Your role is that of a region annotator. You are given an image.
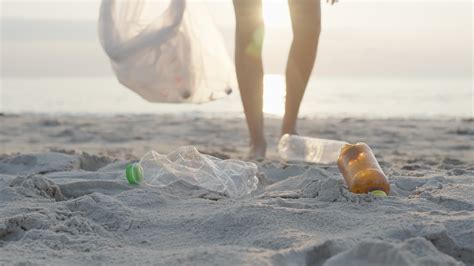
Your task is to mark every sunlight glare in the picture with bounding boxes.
[263,74,286,116]
[262,0,291,27]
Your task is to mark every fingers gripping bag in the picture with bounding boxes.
[98,0,236,103]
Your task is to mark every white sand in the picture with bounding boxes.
[0,114,473,265]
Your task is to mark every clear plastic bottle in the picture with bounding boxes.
[278,134,349,164]
[125,146,259,198]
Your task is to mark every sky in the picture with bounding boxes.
[0,0,472,78]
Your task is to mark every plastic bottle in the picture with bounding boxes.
[125,147,259,198]
[337,143,390,196]
[278,134,349,164]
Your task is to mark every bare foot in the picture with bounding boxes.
[247,140,267,161]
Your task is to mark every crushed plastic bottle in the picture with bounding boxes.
[278,134,349,164]
[125,146,259,198]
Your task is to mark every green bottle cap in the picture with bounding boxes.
[125,163,144,185]
[370,190,388,197]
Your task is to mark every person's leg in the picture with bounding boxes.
[233,0,266,159]
[283,0,321,135]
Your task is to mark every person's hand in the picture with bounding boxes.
[326,0,338,5]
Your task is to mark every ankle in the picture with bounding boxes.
[247,139,267,160]
[281,118,297,135]
[281,125,298,136]
[250,137,267,148]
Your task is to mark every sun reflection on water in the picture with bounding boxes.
[263,74,286,116]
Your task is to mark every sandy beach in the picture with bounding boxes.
[0,113,473,265]
[2,0,471,265]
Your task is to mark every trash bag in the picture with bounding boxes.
[127,146,259,198]
[98,0,236,103]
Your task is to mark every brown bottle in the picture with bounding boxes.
[337,143,390,195]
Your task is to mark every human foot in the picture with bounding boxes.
[247,140,267,161]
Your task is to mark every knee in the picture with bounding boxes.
[235,22,264,41]
[235,16,265,56]
[236,25,265,57]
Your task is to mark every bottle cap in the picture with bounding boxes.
[370,190,387,197]
[125,163,144,185]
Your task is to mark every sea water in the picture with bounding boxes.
[0,76,471,118]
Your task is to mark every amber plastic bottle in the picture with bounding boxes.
[337,143,390,196]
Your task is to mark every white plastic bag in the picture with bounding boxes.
[99,0,236,103]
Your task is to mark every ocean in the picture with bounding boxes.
[1,76,471,118]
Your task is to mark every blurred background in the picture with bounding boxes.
[1,0,472,118]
